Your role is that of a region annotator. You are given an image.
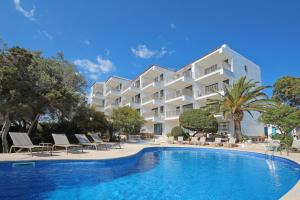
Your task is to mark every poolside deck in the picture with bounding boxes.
[0,142,299,199]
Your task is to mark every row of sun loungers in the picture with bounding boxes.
[9,132,121,156]
[168,136,236,147]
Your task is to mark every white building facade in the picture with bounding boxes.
[89,44,265,137]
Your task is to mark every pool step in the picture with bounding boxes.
[12,162,35,168]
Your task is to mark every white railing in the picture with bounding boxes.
[106,88,121,94]
[165,89,193,100]
[166,110,181,118]
[166,108,193,118]
[195,62,232,79]
[142,95,162,103]
[143,111,163,118]
[142,78,163,88]
[197,83,229,97]
[165,70,192,84]
[122,83,140,91]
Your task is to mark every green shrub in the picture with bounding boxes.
[170,126,190,139]
[272,133,293,147]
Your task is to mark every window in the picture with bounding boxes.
[204,64,218,75]
[183,103,193,111]
[160,73,164,81]
[160,90,164,98]
[244,65,248,74]
[160,106,164,113]
[205,83,219,94]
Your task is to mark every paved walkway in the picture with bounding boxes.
[0,142,299,199]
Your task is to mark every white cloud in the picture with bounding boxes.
[131,44,169,59]
[13,0,35,21]
[170,23,176,29]
[42,30,53,40]
[74,56,115,78]
[83,39,90,45]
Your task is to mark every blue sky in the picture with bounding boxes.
[0,0,299,94]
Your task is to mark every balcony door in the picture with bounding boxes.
[154,123,163,135]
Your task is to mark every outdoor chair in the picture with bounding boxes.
[225,137,236,148]
[168,136,174,144]
[177,136,184,144]
[288,140,300,153]
[199,137,208,145]
[90,133,121,149]
[75,134,104,150]
[9,132,51,156]
[190,137,200,145]
[52,133,83,154]
[214,138,223,146]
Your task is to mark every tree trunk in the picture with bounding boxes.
[27,114,40,136]
[233,119,243,142]
[1,115,11,153]
[232,111,244,143]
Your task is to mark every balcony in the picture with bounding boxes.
[196,83,229,101]
[143,111,164,122]
[104,102,120,111]
[92,92,105,99]
[195,62,234,84]
[122,84,140,96]
[165,89,193,105]
[105,88,121,99]
[165,108,193,120]
[141,78,163,93]
[122,98,141,108]
[165,71,193,89]
[141,95,163,109]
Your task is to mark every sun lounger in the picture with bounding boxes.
[289,140,300,153]
[75,134,104,150]
[9,132,50,156]
[199,137,208,145]
[177,136,184,144]
[168,136,174,144]
[190,137,199,145]
[52,133,83,154]
[90,133,121,149]
[214,137,223,146]
[225,137,236,148]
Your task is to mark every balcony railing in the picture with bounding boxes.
[195,62,232,79]
[166,110,181,118]
[143,111,163,118]
[165,70,192,84]
[166,108,193,118]
[106,88,121,94]
[197,83,229,97]
[104,102,120,108]
[122,83,140,91]
[142,95,162,103]
[142,78,163,88]
[122,98,141,105]
[165,89,193,100]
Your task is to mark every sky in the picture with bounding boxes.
[0,0,299,95]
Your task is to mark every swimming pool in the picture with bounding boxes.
[0,147,299,200]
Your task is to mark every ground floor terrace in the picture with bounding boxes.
[0,142,299,199]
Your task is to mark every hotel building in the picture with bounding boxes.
[89,44,264,137]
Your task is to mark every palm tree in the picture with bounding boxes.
[216,77,271,142]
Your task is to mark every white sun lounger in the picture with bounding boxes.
[9,132,51,156]
[199,137,208,145]
[75,134,104,150]
[90,133,121,149]
[289,140,300,153]
[177,136,184,144]
[190,137,200,145]
[52,133,83,154]
[214,137,223,146]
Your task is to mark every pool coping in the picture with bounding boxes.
[0,144,299,199]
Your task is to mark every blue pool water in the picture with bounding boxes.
[0,147,299,200]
